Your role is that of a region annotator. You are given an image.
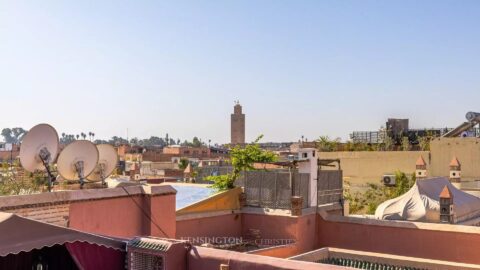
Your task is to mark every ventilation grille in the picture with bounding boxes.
[130,252,164,270]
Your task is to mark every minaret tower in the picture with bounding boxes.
[231,101,245,145]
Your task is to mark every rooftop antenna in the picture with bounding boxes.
[57,140,99,189]
[87,144,118,187]
[19,124,60,192]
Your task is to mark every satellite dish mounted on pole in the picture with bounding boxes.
[19,124,60,192]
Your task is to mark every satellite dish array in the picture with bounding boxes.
[19,124,118,192]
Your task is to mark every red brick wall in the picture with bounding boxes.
[2,203,70,227]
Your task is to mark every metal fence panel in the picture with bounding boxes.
[317,170,343,205]
[275,172,291,209]
[244,171,310,209]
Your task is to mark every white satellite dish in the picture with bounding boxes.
[87,144,118,186]
[19,124,59,191]
[57,140,99,188]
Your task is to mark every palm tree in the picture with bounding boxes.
[76,134,80,140]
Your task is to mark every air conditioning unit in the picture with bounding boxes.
[382,174,396,186]
[127,237,187,270]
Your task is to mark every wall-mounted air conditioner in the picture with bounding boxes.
[382,174,396,186]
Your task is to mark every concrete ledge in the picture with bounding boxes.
[176,210,241,221]
[241,207,292,216]
[0,185,177,210]
[317,203,343,213]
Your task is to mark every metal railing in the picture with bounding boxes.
[317,170,343,205]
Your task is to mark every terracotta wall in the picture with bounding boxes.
[176,213,242,240]
[176,211,318,258]
[241,213,317,257]
[316,214,480,265]
[69,194,176,239]
[248,244,299,258]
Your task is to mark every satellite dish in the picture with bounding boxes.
[19,124,59,192]
[57,140,99,188]
[87,144,118,186]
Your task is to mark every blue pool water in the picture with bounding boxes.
[173,185,215,210]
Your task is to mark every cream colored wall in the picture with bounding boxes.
[319,151,430,187]
[430,137,480,181]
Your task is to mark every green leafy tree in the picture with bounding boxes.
[0,161,43,195]
[317,136,341,152]
[192,137,202,147]
[206,135,277,191]
[383,136,394,151]
[345,171,416,214]
[401,137,410,151]
[1,128,26,144]
[178,158,189,170]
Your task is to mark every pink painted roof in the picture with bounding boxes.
[440,185,453,199]
[449,157,460,167]
[416,156,426,166]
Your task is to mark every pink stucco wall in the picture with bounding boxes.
[69,194,176,239]
[176,213,242,240]
[316,214,480,265]
[248,244,299,258]
[176,212,317,258]
[241,213,317,258]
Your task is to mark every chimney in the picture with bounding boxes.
[415,156,427,180]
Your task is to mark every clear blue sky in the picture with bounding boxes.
[1,1,480,143]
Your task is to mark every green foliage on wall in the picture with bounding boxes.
[206,135,277,191]
[344,171,416,215]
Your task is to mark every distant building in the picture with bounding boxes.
[350,118,452,144]
[231,101,245,145]
[163,146,211,158]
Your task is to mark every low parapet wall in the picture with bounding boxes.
[188,246,345,270]
[317,210,480,264]
[0,185,177,238]
[290,247,480,270]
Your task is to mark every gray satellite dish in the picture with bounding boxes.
[57,140,99,188]
[19,124,59,192]
[87,144,118,186]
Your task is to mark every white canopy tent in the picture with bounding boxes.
[375,177,480,223]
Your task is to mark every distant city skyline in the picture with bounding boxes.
[1,1,480,143]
